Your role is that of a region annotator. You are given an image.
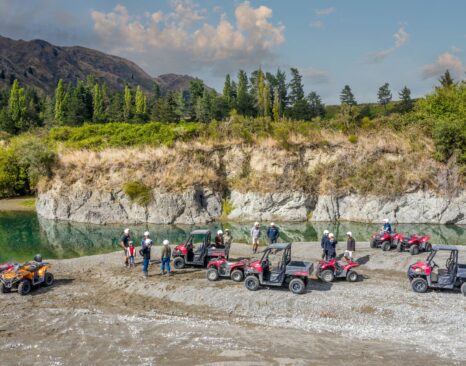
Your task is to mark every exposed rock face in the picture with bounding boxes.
[311,191,466,225]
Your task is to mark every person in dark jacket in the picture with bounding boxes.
[120,228,131,267]
[140,232,152,278]
[321,230,329,259]
[344,232,356,262]
[325,233,337,260]
[266,223,280,244]
[214,230,224,248]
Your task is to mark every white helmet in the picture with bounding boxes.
[217,230,223,235]
[323,230,329,235]
[124,228,130,234]
[270,222,275,226]
[383,219,389,223]
[163,240,169,246]
[346,232,352,237]
[145,238,152,245]
[329,233,334,238]
[144,231,150,236]
[254,222,259,226]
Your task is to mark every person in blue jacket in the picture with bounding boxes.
[383,219,392,233]
[324,233,337,260]
[266,223,280,244]
[321,230,329,259]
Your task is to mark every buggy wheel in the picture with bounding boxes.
[0,283,11,293]
[18,279,32,295]
[44,272,54,287]
[411,277,428,293]
[425,243,432,252]
[289,278,306,294]
[370,239,377,248]
[173,257,185,269]
[206,268,219,281]
[244,275,260,291]
[320,269,334,283]
[231,269,244,282]
[382,241,391,252]
[396,240,403,252]
[346,270,358,282]
[410,245,420,256]
[461,283,466,297]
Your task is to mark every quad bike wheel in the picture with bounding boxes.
[18,279,32,295]
[44,272,54,287]
[320,269,335,283]
[410,245,420,256]
[0,282,11,293]
[230,269,244,282]
[396,240,403,252]
[382,241,391,252]
[370,239,377,249]
[346,270,358,282]
[289,278,306,294]
[173,257,185,270]
[411,277,428,293]
[461,283,466,297]
[244,275,260,291]
[206,268,219,281]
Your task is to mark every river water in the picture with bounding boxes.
[0,211,464,262]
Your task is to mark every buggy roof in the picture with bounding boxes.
[190,229,210,235]
[267,243,291,250]
[433,245,458,251]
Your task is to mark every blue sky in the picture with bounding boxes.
[0,0,465,103]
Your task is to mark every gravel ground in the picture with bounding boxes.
[0,242,465,365]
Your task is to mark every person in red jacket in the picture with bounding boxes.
[128,241,136,269]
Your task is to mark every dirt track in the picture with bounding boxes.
[1,242,465,365]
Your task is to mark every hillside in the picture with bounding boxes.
[0,35,198,94]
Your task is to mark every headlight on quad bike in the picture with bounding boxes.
[415,268,422,273]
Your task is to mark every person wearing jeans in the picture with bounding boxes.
[141,231,152,278]
[161,239,172,275]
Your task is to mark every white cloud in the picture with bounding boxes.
[422,52,466,80]
[302,67,331,84]
[363,25,409,64]
[91,1,285,75]
[310,20,323,29]
[315,7,335,16]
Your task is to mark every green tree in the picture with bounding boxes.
[272,86,280,121]
[340,85,357,107]
[188,79,205,119]
[135,86,147,120]
[93,83,105,122]
[398,86,413,113]
[307,91,325,118]
[288,68,305,105]
[377,83,392,114]
[8,79,27,131]
[223,74,233,106]
[54,79,66,124]
[175,90,188,120]
[195,89,213,122]
[236,70,254,116]
[123,84,133,120]
[275,68,287,116]
[439,70,454,88]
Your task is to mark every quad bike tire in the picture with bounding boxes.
[230,269,244,282]
[289,278,306,294]
[370,239,377,249]
[320,269,335,283]
[18,279,32,295]
[0,282,11,293]
[44,272,54,287]
[244,275,260,291]
[206,268,219,281]
[173,257,185,270]
[411,277,428,293]
[461,283,466,297]
[382,241,391,252]
[410,245,420,256]
[346,270,358,282]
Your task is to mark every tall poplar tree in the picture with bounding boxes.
[123,84,133,120]
[54,79,66,124]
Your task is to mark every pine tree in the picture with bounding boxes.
[307,92,325,119]
[123,84,133,120]
[153,82,161,99]
[288,68,305,104]
[340,85,357,107]
[175,90,188,120]
[93,83,105,122]
[398,86,413,113]
[276,68,287,115]
[256,68,266,116]
[195,89,213,122]
[439,70,454,87]
[377,83,392,114]
[54,79,66,124]
[223,74,233,106]
[188,79,205,119]
[236,70,253,116]
[109,92,124,122]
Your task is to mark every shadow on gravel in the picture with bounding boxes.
[356,255,370,265]
[307,280,333,292]
[30,278,75,296]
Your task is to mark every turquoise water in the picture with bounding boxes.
[0,211,464,262]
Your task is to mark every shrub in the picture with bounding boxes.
[123,181,152,206]
[221,198,233,218]
[348,135,358,144]
[432,119,466,162]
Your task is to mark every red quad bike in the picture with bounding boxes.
[370,231,399,251]
[394,233,432,255]
[243,243,313,295]
[206,258,249,282]
[316,259,360,283]
[407,245,466,296]
[172,229,226,269]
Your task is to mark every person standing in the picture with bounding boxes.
[120,228,131,267]
[223,229,233,259]
[321,230,330,260]
[160,240,172,276]
[140,231,153,278]
[250,222,261,254]
[325,233,337,260]
[128,241,136,269]
[266,223,280,244]
[344,232,356,262]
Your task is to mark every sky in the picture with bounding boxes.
[0,0,465,103]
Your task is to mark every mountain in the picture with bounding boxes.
[0,35,202,95]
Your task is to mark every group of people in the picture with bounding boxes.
[321,230,356,262]
[120,229,172,278]
[250,222,280,253]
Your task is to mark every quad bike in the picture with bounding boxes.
[243,243,313,294]
[407,245,466,296]
[394,233,432,255]
[316,259,360,283]
[370,231,399,251]
[172,229,226,269]
[0,260,54,295]
[0,262,15,273]
[206,258,249,282]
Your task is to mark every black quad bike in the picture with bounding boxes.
[407,245,466,296]
[243,243,313,294]
[172,229,226,269]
